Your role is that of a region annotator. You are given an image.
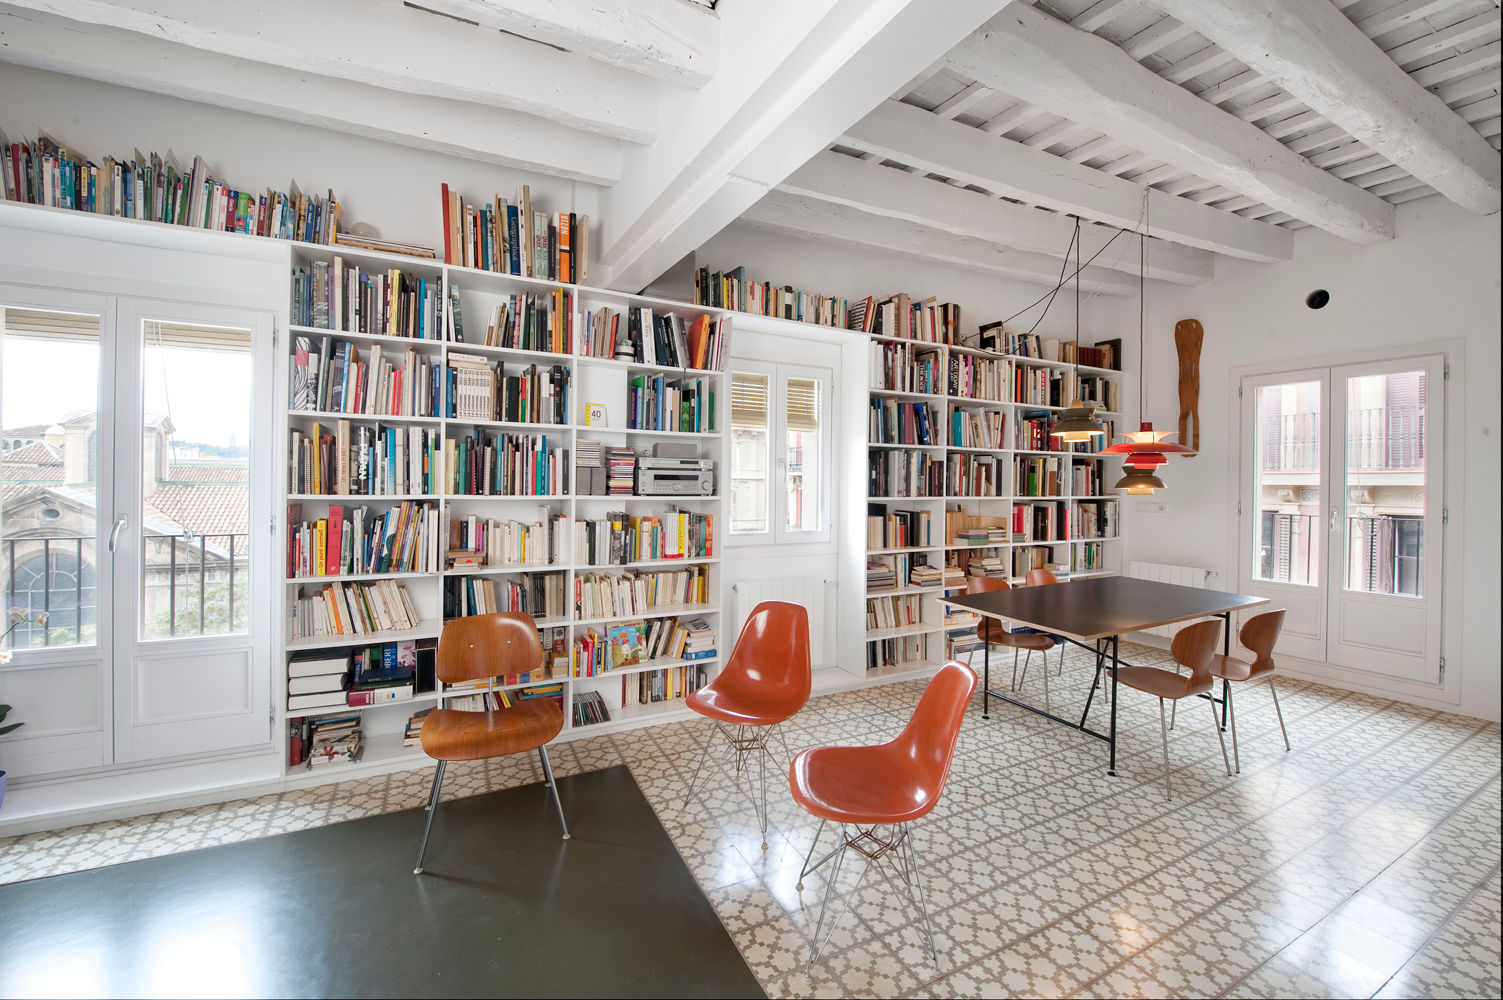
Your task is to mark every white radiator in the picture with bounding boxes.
[1127,561,1216,638]
[731,576,828,665]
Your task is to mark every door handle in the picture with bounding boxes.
[1329,507,1338,533]
[108,514,127,553]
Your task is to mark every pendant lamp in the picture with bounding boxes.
[1106,200,1194,492]
[1051,217,1106,444]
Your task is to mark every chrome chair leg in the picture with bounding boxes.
[1010,647,1022,690]
[1208,694,1233,777]
[1056,640,1065,677]
[757,727,769,851]
[774,722,796,771]
[413,758,447,874]
[807,827,850,973]
[795,818,830,892]
[538,745,570,840]
[902,825,939,964]
[1158,699,1172,800]
[1042,647,1052,716]
[1225,685,1241,774]
[681,720,719,811]
[1269,676,1291,751]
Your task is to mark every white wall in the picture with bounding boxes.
[0,62,599,265]
[1102,197,1501,722]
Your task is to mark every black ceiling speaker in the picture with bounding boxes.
[1306,289,1331,309]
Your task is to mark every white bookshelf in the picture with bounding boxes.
[280,243,730,781]
[864,337,1124,676]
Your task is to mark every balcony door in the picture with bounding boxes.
[1,289,272,778]
[1238,355,1445,683]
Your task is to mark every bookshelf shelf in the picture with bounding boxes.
[866,622,942,642]
[279,244,731,776]
[572,654,720,680]
[287,692,443,719]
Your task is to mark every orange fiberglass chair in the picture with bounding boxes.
[1208,609,1292,773]
[1116,618,1232,799]
[964,576,1058,712]
[413,612,569,875]
[683,601,811,850]
[789,661,977,970]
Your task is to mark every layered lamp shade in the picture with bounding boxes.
[1049,398,1107,443]
[1103,422,1196,492]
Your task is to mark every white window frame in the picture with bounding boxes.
[728,359,835,550]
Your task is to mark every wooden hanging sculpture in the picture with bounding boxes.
[1175,318,1203,454]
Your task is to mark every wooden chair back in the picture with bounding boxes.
[436,612,543,685]
[1170,619,1223,685]
[1239,610,1285,673]
[965,575,1010,595]
[1025,568,1059,587]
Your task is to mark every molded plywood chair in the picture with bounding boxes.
[1208,610,1291,773]
[1116,619,1232,799]
[790,661,977,970]
[683,601,811,850]
[964,576,1057,712]
[414,612,568,875]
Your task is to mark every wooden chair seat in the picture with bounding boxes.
[419,698,564,762]
[1117,664,1212,700]
[1208,652,1272,683]
[977,619,1055,650]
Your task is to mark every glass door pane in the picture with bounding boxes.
[785,376,821,532]
[1,306,103,651]
[138,320,253,639]
[1341,369,1427,597]
[729,371,770,534]
[1252,380,1322,585]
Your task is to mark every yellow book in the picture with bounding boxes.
[310,421,322,494]
[314,519,327,576]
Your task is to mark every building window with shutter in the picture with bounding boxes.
[729,364,833,545]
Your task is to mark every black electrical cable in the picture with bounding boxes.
[1003,224,1131,328]
[1021,220,1079,338]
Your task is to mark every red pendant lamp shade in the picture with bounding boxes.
[1103,421,1197,468]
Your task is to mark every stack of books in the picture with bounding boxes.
[910,563,943,587]
[572,691,613,727]
[942,565,969,589]
[607,448,637,496]
[679,617,717,660]
[866,559,897,592]
[402,708,433,748]
[290,580,419,639]
[306,714,361,768]
[346,642,417,706]
[287,653,351,712]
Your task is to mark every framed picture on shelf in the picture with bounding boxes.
[585,402,608,427]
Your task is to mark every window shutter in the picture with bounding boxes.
[785,377,820,433]
[731,371,769,430]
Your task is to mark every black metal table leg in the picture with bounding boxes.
[1108,634,1120,776]
[1081,638,1107,727]
[1220,612,1231,731]
[982,624,991,719]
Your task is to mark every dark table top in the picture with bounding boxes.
[943,575,1269,642]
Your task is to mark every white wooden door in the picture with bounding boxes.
[111,300,273,762]
[1238,356,1446,681]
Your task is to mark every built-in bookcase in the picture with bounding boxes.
[282,243,730,782]
[865,337,1124,677]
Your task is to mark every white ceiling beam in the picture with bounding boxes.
[777,150,1213,283]
[594,0,1018,291]
[401,0,718,88]
[741,191,1138,294]
[1152,0,1501,215]
[946,3,1396,242]
[842,99,1294,261]
[0,8,621,184]
[2,0,659,144]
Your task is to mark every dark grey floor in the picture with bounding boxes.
[0,766,764,999]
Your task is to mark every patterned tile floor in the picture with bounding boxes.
[2,641,1499,999]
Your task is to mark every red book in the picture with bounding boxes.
[327,505,345,575]
[440,183,452,264]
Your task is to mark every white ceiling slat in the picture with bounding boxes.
[1069,0,1141,32]
[931,81,994,119]
[1309,141,1383,171]
[945,3,1396,242]
[397,0,719,88]
[981,102,1048,136]
[0,0,660,144]
[1412,40,1502,87]
[1435,65,1503,103]
[1387,183,1445,203]
[1161,44,1240,85]
[1331,153,1398,180]
[1354,164,1415,186]
[1059,136,1123,163]
[776,151,1213,283]
[1197,68,1272,107]
[1385,12,1500,68]
[1352,0,1471,38]
[1458,93,1503,120]
[1021,119,1091,151]
[1265,110,1329,141]
[740,191,1138,294]
[841,99,1295,261]
[1153,0,1501,215]
[0,8,623,184]
[1120,17,1198,61]
[1232,92,1308,125]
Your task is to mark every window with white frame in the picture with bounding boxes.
[729,363,832,545]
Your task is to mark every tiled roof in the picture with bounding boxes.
[160,464,248,484]
[2,441,63,468]
[144,483,249,538]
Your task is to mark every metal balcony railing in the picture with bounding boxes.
[1261,405,1424,473]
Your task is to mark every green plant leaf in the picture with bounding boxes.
[0,721,22,736]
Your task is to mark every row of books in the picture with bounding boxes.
[947,455,1001,498]
[572,691,613,726]
[615,309,730,371]
[291,337,441,419]
[870,341,943,394]
[1072,464,1107,496]
[461,291,575,354]
[291,259,444,339]
[446,508,568,568]
[2,129,340,244]
[444,432,569,496]
[287,639,429,713]
[1013,546,1071,579]
[947,354,1008,401]
[627,374,715,433]
[867,594,923,632]
[868,451,944,499]
[289,422,439,497]
[290,579,420,640]
[951,409,1007,450]
[442,572,567,621]
[870,398,939,446]
[867,506,933,550]
[1073,542,1108,573]
[446,355,570,425]
[694,266,852,328]
[616,663,710,709]
[867,635,926,672]
[1014,501,1064,543]
[292,714,361,767]
[445,628,569,689]
[573,566,711,620]
[1016,366,1071,408]
[1075,375,1121,414]
[1016,457,1064,498]
[286,501,442,578]
[571,615,717,676]
[449,682,565,712]
[868,294,964,344]
[946,509,1010,547]
[1070,500,1120,539]
[440,183,586,283]
[574,509,714,566]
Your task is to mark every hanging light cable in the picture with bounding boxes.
[1108,192,1193,492]
[1050,216,1107,444]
